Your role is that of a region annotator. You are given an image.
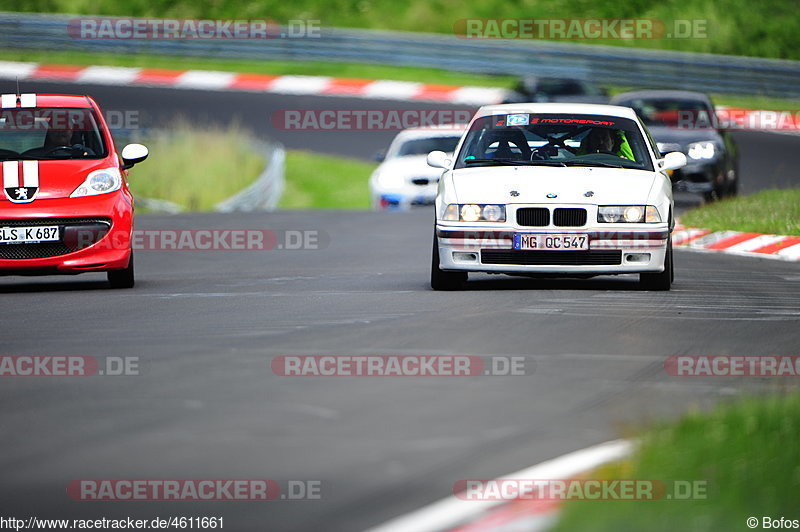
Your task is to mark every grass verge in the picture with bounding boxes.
[128,121,264,211]
[6,0,800,59]
[280,150,375,209]
[550,393,800,532]
[681,188,800,235]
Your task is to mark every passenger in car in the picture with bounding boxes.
[579,128,635,161]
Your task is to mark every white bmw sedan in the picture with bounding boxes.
[370,126,466,210]
[428,103,687,291]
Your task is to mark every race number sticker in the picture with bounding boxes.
[506,114,530,126]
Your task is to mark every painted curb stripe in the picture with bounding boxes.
[364,439,632,532]
[704,232,762,250]
[673,227,800,262]
[751,236,800,255]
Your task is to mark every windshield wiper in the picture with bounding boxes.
[563,160,625,169]
[464,158,567,167]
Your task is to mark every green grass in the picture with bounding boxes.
[280,150,375,209]
[681,188,800,235]
[550,393,800,532]
[127,125,376,211]
[128,121,264,211]
[7,0,800,59]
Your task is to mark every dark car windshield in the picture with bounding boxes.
[395,136,461,157]
[455,113,653,171]
[617,98,716,129]
[0,107,107,160]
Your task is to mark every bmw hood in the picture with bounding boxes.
[448,166,657,205]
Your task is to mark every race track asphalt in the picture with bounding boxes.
[0,81,798,531]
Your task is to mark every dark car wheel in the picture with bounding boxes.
[431,234,467,291]
[727,175,739,197]
[640,238,673,291]
[108,252,135,289]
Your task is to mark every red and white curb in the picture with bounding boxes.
[0,60,506,105]
[2,61,797,130]
[364,439,632,532]
[673,224,800,261]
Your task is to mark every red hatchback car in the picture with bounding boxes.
[0,93,147,288]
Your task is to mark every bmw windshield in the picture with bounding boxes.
[455,114,654,171]
[0,108,107,160]
[394,135,461,157]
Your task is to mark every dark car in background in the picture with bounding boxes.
[611,90,739,201]
[503,76,609,104]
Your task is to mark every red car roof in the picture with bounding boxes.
[2,94,94,108]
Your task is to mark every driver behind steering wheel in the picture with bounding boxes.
[578,128,634,161]
[27,118,93,157]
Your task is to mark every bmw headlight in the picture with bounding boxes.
[687,141,716,160]
[481,204,504,222]
[598,206,661,223]
[443,204,506,222]
[460,204,482,222]
[70,167,122,198]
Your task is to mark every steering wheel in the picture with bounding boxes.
[531,147,553,160]
[43,145,95,156]
[0,148,19,158]
[44,145,76,155]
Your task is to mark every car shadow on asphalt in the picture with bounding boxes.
[0,278,114,293]
[444,275,645,291]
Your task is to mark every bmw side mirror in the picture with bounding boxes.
[373,150,386,162]
[121,143,149,169]
[426,150,451,169]
[659,151,687,172]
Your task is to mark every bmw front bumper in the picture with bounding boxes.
[435,224,669,275]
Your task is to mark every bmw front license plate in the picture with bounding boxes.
[513,234,589,251]
[0,226,60,244]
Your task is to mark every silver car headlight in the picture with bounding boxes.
[70,167,122,198]
[687,141,716,160]
[375,171,405,189]
[443,204,506,222]
[598,205,661,223]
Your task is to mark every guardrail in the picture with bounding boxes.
[1,12,799,98]
[214,142,285,212]
[133,141,284,214]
